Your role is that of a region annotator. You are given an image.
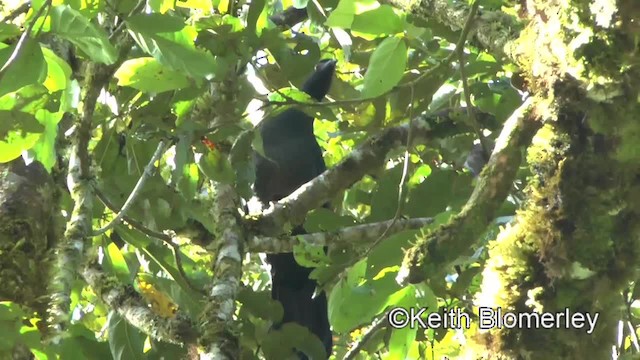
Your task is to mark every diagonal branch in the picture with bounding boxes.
[94,187,205,295]
[92,139,170,236]
[344,313,389,360]
[82,261,198,344]
[396,97,542,285]
[0,2,30,24]
[251,109,485,236]
[248,217,433,253]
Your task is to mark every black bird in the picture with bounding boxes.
[254,59,336,359]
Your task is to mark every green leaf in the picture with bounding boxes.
[293,0,309,9]
[0,302,22,354]
[351,5,405,38]
[325,0,379,28]
[267,87,314,103]
[104,242,132,283]
[361,36,407,98]
[49,5,118,64]
[388,325,418,359]
[246,0,267,36]
[196,148,235,184]
[60,325,111,360]
[20,319,49,358]
[237,288,283,323]
[114,57,190,93]
[127,25,217,79]
[414,283,438,311]
[0,301,25,320]
[107,312,144,360]
[252,130,266,158]
[293,238,329,268]
[126,13,185,33]
[262,323,327,360]
[0,39,46,97]
[174,0,214,11]
[366,230,418,279]
[262,31,320,84]
[29,109,64,172]
[0,110,45,163]
[369,164,402,222]
[229,130,256,199]
[328,264,400,332]
[385,285,433,359]
[304,207,356,232]
[0,23,21,42]
[457,52,500,79]
[0,85,48,114]
[116,226,202,297]
[148,0,176,12]
[42,47,72,93]
[405,169,457,217]
[145,338,188,360]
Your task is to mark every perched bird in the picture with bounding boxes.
[254,59,336,359]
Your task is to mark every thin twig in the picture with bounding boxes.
[109,0,146,39]
[361,84,416,258]
[0,2,30,24]
[95,188,173,243]
[344,314,389,360]
[457,0,488,157]
[94,187,206,295]
[369,0,481,256]
[0,1,50,82]
[92,139,170,236]
[317,0,482,287]
[205,21,472,136]
[253,10,483,112]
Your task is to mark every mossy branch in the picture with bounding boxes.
[198,184,245,359]
[82,261,199,344]
[396,97,542,285]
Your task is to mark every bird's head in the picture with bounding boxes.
[301,59,337,101]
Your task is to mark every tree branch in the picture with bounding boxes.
[250,109,484,236]
[249,217,433,253]
[268,6,308,28]
[48,25,136,334]
[92,139,170,236]
[381,0,521,60]
[0,2,30,24]
[396,97,541,285]
[48,62,104,333]
[344,314,389,360]
[82,261,198,344]
[199,184,245,359]
[94,187,205,295]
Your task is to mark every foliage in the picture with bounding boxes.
[0,0,563,359]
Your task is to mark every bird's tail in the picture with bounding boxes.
[267,250,332,359]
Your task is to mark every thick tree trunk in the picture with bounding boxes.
[0,159,58,319]
[469,0,640,358]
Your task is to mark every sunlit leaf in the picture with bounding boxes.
[49,5,118,64]
[114,57,190,93]
[361,36,407,98]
